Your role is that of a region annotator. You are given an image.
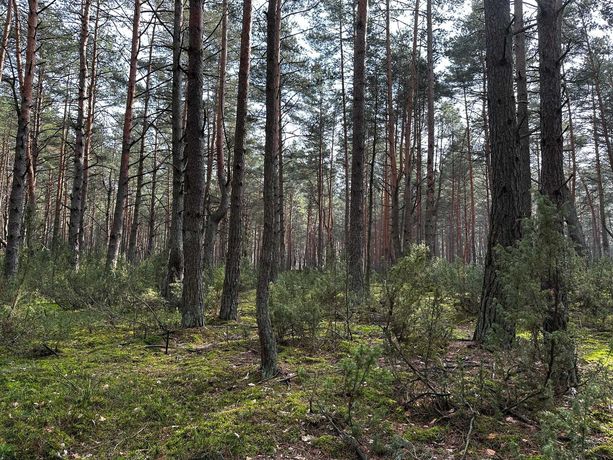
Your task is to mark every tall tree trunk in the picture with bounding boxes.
[514,0,531,220]
[52,82,71,252]
[402,0,420,253]
[146,131,158,257]
[128,19,156,263]
[256,0,281,378]
[202,0,230,294]
[106,0,140,270]
[424,0,436,257]
[386,0,400,262]
[592,87,609,256]
[219,0,253,320]
[4,0,37,278]
[0,0,13,85]
[162,0,185,297]
[339,0,350,256]
[24,63,44,248]
[68,0,92,268]
[348,0,367,298]
[582,16,613,176]
[463,87,477,264]
[181,0,206,328]
[537,0,577,388]
[79,0,100,256]
[219,8,252,313]
[366,86,378,290]
[474,0,522,344]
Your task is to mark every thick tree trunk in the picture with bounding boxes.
[106,0,140,270]
[537,0,577,388]
[4,0,37,279]
[219,0,253,320]
[180,0,206,328]
[255,0,281,378]
[474,0,522,344]
[348,0,367,298]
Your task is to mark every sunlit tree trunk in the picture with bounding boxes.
[106,0,140,270]
[219,0,253,320]
[256,0,281,378]
[68,0,92,268]
[181,0,206,328]
[474,0,521,344]
[348,0,367,298]
[4,0,37,278]
[424,0,436,257]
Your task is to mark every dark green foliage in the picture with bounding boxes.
[269,270,345,344]
[382,245,453,360]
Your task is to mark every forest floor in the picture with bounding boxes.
[0,290,612,459]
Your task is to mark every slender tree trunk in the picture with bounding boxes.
[68,0,92,268]
[128,20,156,263]
[366,86,378,290]
[386,0,400,262]
[4,0,37,279]
[146,131,158,256]
[424,0,436,257]
[219,0,253,320]
[79,1,100,256]
[339,0,350,256]
[592,87,609,256]
[514,0,531,219]
[256,0,281,378]
[181,0,206,328]
[202,0,230,296]
[348,0,367,298]
[582,17,613,176]
[52,83,71,252]
[0,0,13,83]
[463,87,477,264]
[24,64,44,248]
[402,0,420,253]
[106,0,140,270]
[162,0,185,297]
[474,0,522,344]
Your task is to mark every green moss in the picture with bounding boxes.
[403,425,446,443]
[587,444,613,459]
[312,434,344,455]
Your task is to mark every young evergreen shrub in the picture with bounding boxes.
[430,259,482,315]
[205,266,226,312]
[538,368,612,459]
[269,271,323,343]
[573,258,613,330]
[382,244,452,360]
[497,197,580,388]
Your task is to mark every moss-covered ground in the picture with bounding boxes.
[1,291,611,459]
